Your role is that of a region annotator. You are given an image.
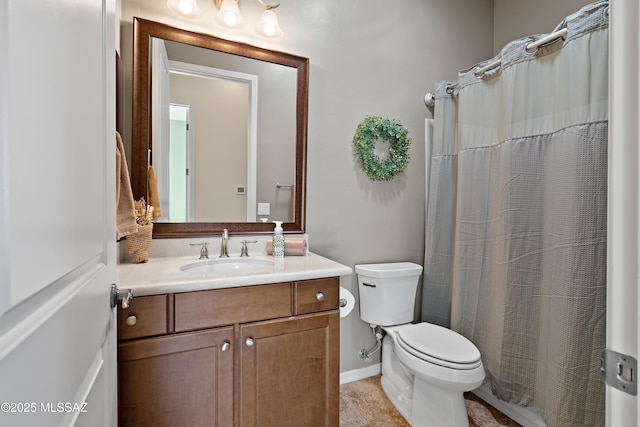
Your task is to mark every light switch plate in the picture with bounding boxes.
[258,203,270,215]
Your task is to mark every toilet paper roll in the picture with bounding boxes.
[339,286,356,318]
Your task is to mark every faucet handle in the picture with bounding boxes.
[189,242,209,259]
[240,240,258,257]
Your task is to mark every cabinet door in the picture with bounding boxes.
[118,327,234,426]
[239,311,339,427]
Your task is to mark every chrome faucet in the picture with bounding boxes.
[220,229,229,257]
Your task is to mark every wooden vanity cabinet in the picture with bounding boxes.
[117,277,340,427]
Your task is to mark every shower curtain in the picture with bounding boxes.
[421,2,608,425]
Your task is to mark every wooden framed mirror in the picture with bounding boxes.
[131,18,308,236]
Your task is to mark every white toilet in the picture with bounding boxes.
[356,262,485,427]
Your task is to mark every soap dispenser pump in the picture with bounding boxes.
[272,221,285,258]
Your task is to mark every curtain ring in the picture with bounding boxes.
[524,27,568,55]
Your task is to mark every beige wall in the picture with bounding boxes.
[120,0,495,373]
[493,0,594,53]
[303,2,494,373]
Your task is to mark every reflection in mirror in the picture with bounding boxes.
[152,38,297,223]
[132,18,308,236]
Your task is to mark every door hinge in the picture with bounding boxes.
[601,348,637,395]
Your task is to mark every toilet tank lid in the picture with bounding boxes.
[355,262,423,278]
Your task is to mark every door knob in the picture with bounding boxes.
[125,315,137,326]
[110,284,133,309]
[316,292,324,301]
[245,338,255,347]
[221,341,230,352]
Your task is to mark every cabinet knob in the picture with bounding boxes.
[221,341,230,352]
[315,292,325,301]
[245,338,255,347]
[125,315,137,326]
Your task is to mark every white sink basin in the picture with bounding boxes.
[180,258,274,276]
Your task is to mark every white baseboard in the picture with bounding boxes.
[340,363,381,385]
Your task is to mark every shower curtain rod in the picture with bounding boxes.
[474,27,569,76]
[424,25,575,109]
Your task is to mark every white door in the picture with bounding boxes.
[606,0,640,425]
[0,0,117,426]
[168,103,193,222]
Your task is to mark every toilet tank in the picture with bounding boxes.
[355,262,423,326]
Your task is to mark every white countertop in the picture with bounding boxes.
[117,252,353,296]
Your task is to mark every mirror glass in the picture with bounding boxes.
[131,18,308,236]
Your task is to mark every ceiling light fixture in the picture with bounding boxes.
[168,0,284,38]
[255,0,282,38]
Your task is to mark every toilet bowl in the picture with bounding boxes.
[356,263,485,427]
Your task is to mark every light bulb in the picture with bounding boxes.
[262,23,275,36]
[216,0,243,28]
[178,0,193,15]
[223,11,237,26]
[167,0,200,17]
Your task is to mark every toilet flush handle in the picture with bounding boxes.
[362,282,376,288]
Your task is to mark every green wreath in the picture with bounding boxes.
[352,116,411,181]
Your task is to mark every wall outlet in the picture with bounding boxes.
[258,203,270,215]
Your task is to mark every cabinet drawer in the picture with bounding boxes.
[118,295,168,340]
[174,283,292,332]
[295,277,339,315]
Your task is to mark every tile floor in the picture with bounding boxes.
[339,375,522,427]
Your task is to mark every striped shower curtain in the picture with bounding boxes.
[421,2,608,425]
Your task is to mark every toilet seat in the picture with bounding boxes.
[395,323,481,370]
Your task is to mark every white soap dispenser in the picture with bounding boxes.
[272,221,285,258]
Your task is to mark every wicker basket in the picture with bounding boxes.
[127,223,153,263]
